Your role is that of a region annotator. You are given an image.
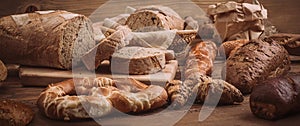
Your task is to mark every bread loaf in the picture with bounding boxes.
[0,60,7,82]
[0,99,34,126]
[111,46,166,75]
[250,73,300,120]
[81,26,132,70]
[126,5,184,32]
[0,10,95,69]
[225,39,291,94]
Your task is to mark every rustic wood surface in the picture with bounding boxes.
[1,0,299,33]
[0,59,299,126]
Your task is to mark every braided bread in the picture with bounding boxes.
[166,41,243,108]
[37,77,167,120]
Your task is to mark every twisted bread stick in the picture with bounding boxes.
[37,77,167,120]
[166,41,243,108]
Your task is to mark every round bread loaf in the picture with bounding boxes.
[0,99,34,126]
[111,46,166,75]
[126,5,184,32]
[224,39,291,94]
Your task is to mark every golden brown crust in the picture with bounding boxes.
[0,99,34,126]
[0,60,7,82]
[37,77,168,120]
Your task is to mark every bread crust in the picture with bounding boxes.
[0,60,7,82]
[37,77,167,120]
[0,99,34,126]
[225,39,291,94]
[0,10,95,69]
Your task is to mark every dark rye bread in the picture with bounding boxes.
[224,39,291,94]
[111,46,166,75]
[126,5,184,32]
[250,73,300,120]
[0,60,7,82]
[0,10,95,69]
[0,99,34,126]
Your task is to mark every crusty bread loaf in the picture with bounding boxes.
[0,10,95,69]
[225,39,291,94]
[111,46,166,75]
[0,99,34,126]
[250,73,300,120]
[126,5,184,32]
[0,60,7,82]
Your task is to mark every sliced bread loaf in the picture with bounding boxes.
[111,46,166,75]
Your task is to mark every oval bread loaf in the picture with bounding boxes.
[224,39,291,94]
[0,10,95,69]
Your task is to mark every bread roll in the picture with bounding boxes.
[225,39,291,94]
[0,10,95,69]
[250,73,300,120]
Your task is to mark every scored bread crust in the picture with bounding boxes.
[37,77,168,120]
[111,46,166,75]
[0,60,7,82]
[0,10,95,69]
[126,5,184,32]
[225,39,291,94]
[219,39,250,58]
[0,99,34,126]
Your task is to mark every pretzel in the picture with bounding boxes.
[166,41,243,108]
[37,77,167,120]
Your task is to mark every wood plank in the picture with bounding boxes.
[19,60,178,87]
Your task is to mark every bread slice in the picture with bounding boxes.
[0,10,95,69]
[111,46,166,75]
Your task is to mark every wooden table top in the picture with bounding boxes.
[1,57,300,126]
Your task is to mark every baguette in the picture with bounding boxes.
[166,41,243,108]
[225,39,291,94]
[250,73,300,120]
[0,10,95,69]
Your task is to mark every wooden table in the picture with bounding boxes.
[1,58,299,126]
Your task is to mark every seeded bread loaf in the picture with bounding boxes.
[224,39,291,94]
[0,10,95,69]
[111,46,166,75]
[126,5,184,32]
[0,99,34,126]
[0,60,7,82]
